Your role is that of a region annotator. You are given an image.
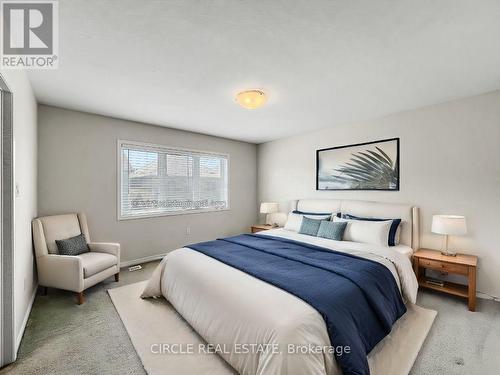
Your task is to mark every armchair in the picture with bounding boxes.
[32,213,120,304]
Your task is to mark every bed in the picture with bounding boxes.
[142,199,420,375]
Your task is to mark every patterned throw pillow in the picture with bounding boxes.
[317,221,348,241]
[298,216,325,236]
[55,234,90,256]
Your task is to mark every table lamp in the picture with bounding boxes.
[431,215,467,256]
[260,202,279,225]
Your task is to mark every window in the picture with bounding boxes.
[119,140,229,219]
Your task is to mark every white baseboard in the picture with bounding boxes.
[120,253,167,268]
[15,284,38,355]
[477,291,500,302]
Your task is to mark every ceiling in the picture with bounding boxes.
[28,0,500,143]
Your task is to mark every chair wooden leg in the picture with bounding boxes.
[76,292,84,305]
[114,273,120,282]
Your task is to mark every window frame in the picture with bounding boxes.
[117,139,230,220]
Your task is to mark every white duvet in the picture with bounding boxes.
[142,229,418,375]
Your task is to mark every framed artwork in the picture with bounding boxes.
[316,138,400,191]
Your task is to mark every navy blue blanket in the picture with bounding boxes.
[187,234,406,375]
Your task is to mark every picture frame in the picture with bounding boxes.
[316,138,400,191]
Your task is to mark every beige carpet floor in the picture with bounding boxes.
[109,280,436,375]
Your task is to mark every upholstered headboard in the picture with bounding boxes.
[290,199,420,250]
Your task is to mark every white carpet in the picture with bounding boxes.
[109,281,436,375]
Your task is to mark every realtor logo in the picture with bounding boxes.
[1,0,58,69]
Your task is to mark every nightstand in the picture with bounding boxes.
[251,224,275,233]
[413,248,478,311]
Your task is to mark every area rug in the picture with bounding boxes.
[108,281,437,375]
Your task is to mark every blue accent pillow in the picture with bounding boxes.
[298,216,325,236]
[317,221,347,241]
[342,214,401,246]
[292,210,332,220]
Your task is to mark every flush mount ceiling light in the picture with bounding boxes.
[235,89,267,109]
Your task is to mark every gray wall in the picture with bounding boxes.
[0,70,38,350]
[258,90,500,299]
[38,105,258,263]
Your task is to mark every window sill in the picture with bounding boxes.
[118,207,230,221]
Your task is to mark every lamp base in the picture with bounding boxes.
[440,251,457,257]
[440,234,457,256]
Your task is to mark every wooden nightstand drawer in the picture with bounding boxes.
[418,258,468,275]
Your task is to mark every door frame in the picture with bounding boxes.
[0,74,15,367]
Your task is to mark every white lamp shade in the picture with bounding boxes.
[431,215,467,235]
[260,202,279,214]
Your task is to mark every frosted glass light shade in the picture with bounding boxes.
[260,202,278,214]
[431,215,467,235]
[236,90,267,109]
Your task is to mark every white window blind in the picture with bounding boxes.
[119,141,229,219]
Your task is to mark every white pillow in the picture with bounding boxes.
[333,217,392,247]
[284,212,303,232]
[283,212,331,232]
[394,225,402,245]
